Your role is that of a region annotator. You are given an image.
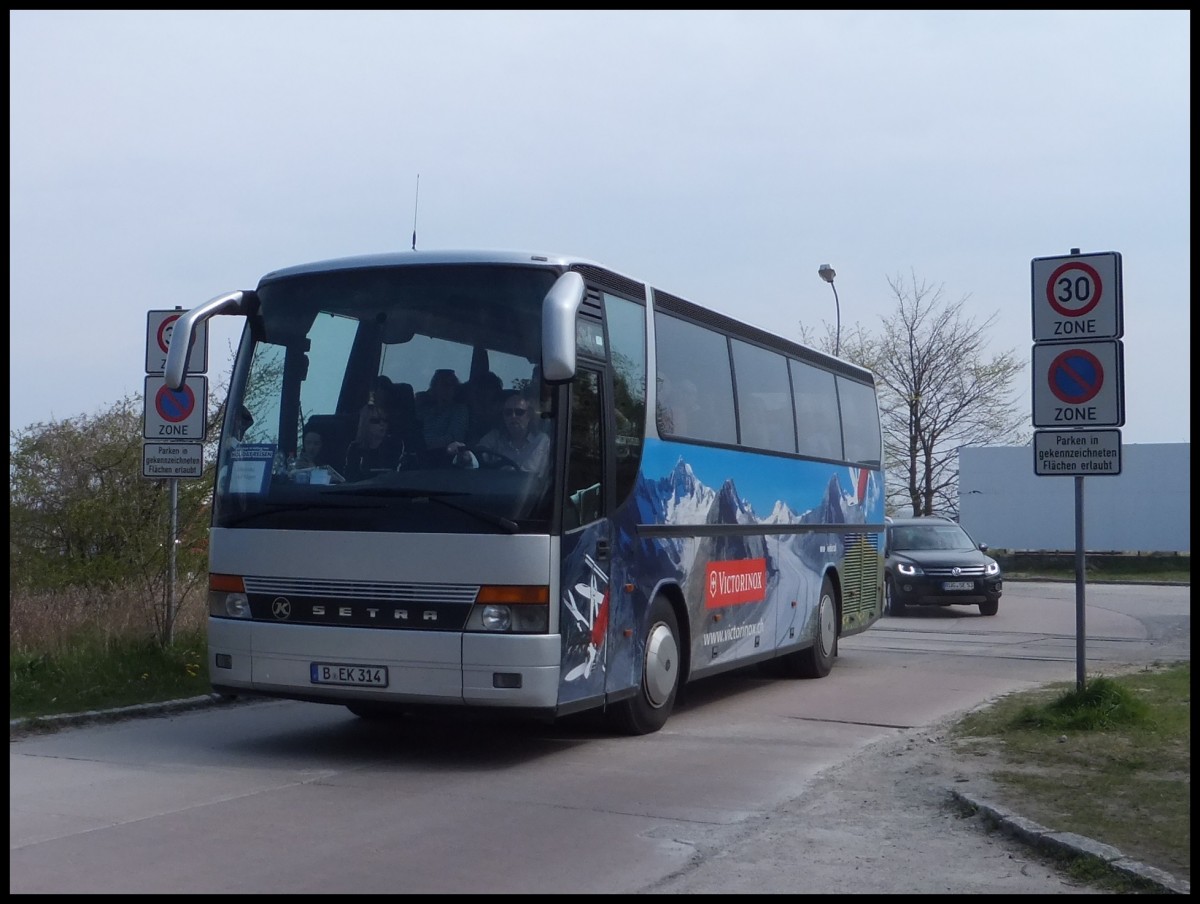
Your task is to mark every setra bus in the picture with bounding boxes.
[166,249,885,734]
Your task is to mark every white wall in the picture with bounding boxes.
[957,443,1190,553]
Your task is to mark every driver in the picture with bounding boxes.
[447,390,550,476]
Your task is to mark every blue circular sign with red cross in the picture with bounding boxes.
[155,383,196,422]
[1047,347,1103,404]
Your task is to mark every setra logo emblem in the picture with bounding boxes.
[271,597,292,620]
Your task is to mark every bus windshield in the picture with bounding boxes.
[216,262,561,533]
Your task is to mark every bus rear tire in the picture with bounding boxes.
[782,575,838,679]
[609,596,680,736]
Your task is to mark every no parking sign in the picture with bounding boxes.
[1031,340,1124,428]
[143,375,208,440]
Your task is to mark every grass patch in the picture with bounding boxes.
[951,662,1190,886]
[996,551,1190,584]
[9,629,212,720]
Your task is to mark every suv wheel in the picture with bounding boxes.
[978,597,999,617]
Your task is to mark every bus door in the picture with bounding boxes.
[558,366,617,708]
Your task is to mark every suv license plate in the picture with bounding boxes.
[310,663,389,687]
[942,581,975,591]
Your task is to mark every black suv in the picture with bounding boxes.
[884,516,1003,617]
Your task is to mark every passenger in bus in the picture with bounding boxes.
[415,368,469,453]
[344,402,405,481]
[294,427,326,470]
[447,390,550,476]
[294,425,346,484]
[372,375,424,459]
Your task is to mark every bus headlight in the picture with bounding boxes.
[481,606,512,632]
[209,591,252,619]
[209,573,252,619]
[465,584,549,633]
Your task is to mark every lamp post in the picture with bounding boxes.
[818,263,840,356]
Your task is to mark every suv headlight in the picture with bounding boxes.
[896,562,922,576]
[985,560,1000,576]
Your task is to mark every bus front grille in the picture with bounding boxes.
[240,577,480,630]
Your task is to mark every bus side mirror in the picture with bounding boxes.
[165,289,256,389]
[540,271,585,383]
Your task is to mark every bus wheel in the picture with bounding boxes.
[783,575,838,679]
[610,596,680,735]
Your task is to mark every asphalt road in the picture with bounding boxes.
[9,581,1190,894]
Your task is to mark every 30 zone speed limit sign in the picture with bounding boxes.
[1031,251,1123,342]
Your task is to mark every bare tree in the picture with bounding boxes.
[803,270,1028,517]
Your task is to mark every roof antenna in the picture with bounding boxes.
[411,174,420,251]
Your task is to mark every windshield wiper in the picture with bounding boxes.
[222,497,383,526]
[335,486,519,533]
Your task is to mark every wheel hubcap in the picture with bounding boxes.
[818,594,836,656]
[644,622,679,707]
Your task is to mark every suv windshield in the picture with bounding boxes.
[215,262,560,534]
[890,522,975,552]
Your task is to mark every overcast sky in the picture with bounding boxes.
[9,10,1190,447]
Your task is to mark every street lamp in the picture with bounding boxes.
[818,263,840,356]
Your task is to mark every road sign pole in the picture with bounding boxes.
[1077,512,1089,691]
[168,477,178,646]
[146,306,208,644]
[1031,246,1125,694]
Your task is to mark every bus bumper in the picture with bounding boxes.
[209,618,562,709]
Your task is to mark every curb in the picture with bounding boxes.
[9,693,249,737]
[948,787,1190,895]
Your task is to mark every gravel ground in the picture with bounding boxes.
[640,715,1188,895]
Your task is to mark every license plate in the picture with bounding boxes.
[310,662,389,687]
[942,580,975,591]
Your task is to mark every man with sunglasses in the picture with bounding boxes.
[344,401,405,481]
[447,390,550,476]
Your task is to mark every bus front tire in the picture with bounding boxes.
[609,596,680,736]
